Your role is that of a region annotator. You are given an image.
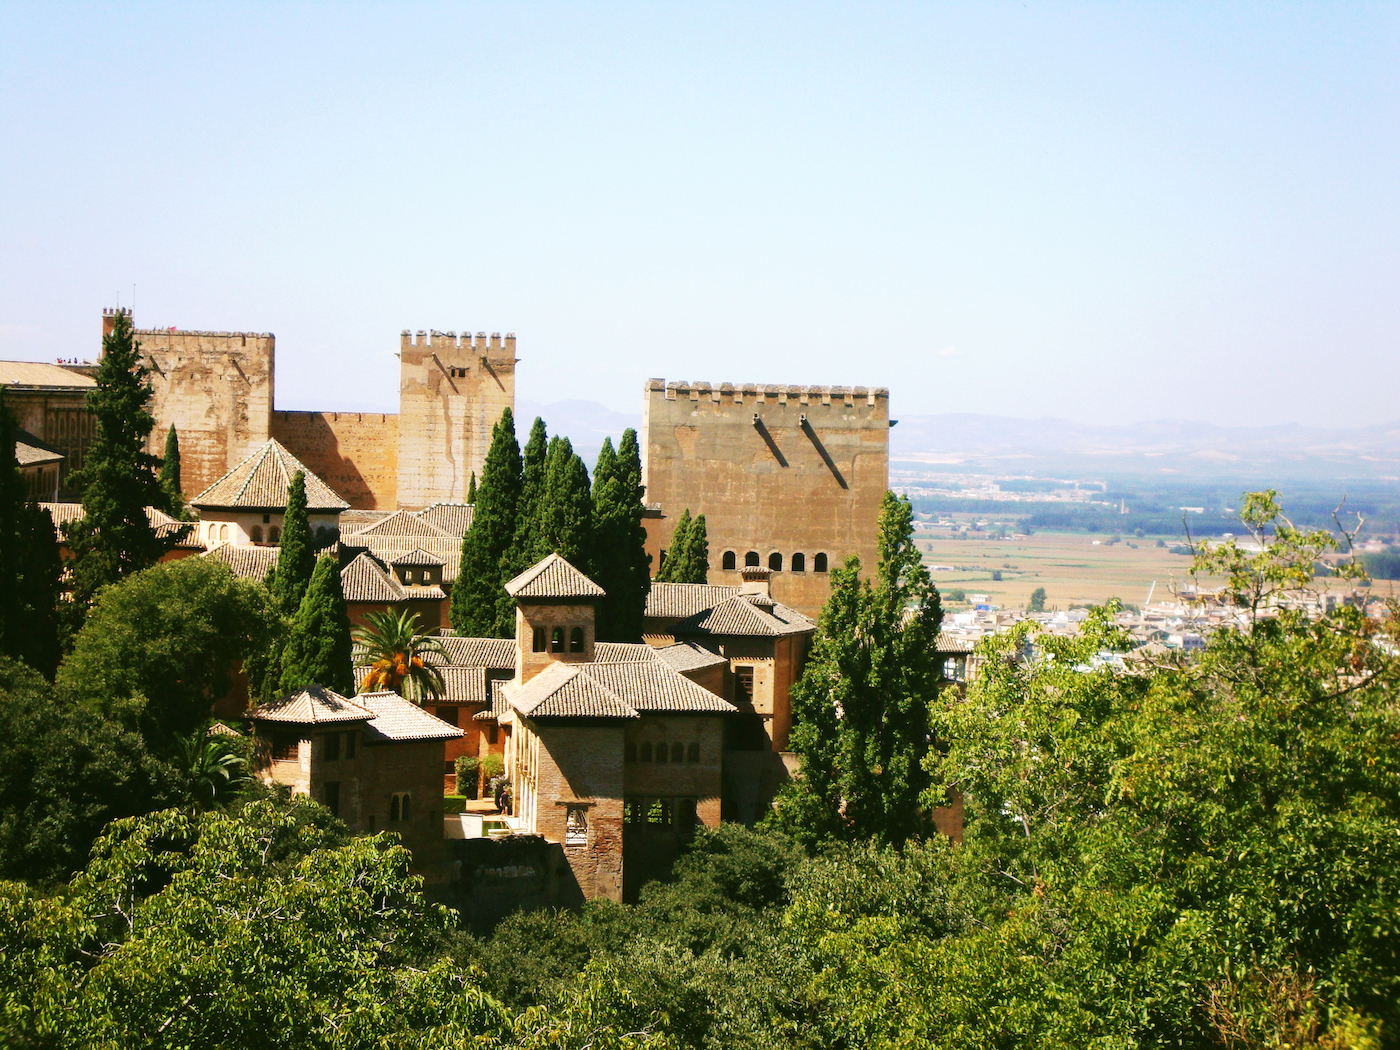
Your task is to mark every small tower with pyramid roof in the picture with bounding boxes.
[504,552,607,683]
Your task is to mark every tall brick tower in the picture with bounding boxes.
[394,330,516,510]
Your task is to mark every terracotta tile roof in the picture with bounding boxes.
[390,547,443,566]
[340,552,405,602]
[645,583,740,620]
[435,635,516,669]
[505,663,638,720]
[504,553,605,600]
[247,684,373,725]
[345,509,451,541]
[651,640,728,673]
[356,691,464,742]
[505,654,735,720]
[438,665,488,705]
[191,439,349,513]
[672,594,815,638]
[41,501,197,547]
[147,507,199,547]
[13,428,63,466]
[339,510,393,533]
[593,642,656,663]
[203,543,279,580]
[38,501,83,528]
[0,361,95,389]
[415,502,474,537]
[475,679,510,720]
[934,632,976,653]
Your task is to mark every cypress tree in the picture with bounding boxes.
[467,472,477,504]
[657,509,692,583]
[504,417,549,576]
[278,554,353,695]
[681,513,709,584]
[591,432,650,641]
[159,424,188,519]
[535,436,594,569]
[451,408,522,637]
[272,471,314,617]
[63,309,185,608]
[0,392,62,675]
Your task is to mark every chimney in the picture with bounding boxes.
[739,565,772,599]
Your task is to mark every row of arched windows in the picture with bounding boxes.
[532,626,586,654]
[626,740,701,764]
[720,550,829,573]
[624,797,698,829]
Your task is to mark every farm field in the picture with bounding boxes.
[917,531,1190,610]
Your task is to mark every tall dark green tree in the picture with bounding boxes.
[278,554,353,695]
[63,309,186,608]
[501,416,550,587]
[534,435,594,569]
[271,471,314,617]
[467,471,477,504]
[770,491,943,847]
[589,431,652,641]
[451,408,522,638]
[159,424,188,519]
[655,509,692,583]
[0,392,62,676]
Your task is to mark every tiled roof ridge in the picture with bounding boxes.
[503,552,606,599]
[347,508,453,539]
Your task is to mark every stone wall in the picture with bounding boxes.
[138,322,275,496]
[395,330,516,510]
[641,379,890,618]
[271,411,400,510]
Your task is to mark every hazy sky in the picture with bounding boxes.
[2,3,1396,427]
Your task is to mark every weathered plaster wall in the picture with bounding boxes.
[271,411,400,510]
[642,379,890,618]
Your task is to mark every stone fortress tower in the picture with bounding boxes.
[642,379,891,617]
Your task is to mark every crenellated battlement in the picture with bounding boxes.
[399,329,516,355]
[646,378,889,409]
[137,328,276,340]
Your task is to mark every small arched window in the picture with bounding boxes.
[269,526,281,545]
[570,627,584,653]
[401,793,411,821]
[533,627,546,653]
[791,552,805,572]
[769,552,783,572]
[551,627,564,652]
[686,742,700,763]
[745,551,760,567]
[655,742,668,764]
[250,525,263,544]
[722,550,736,570]
[219,524,230,543]
[640,741,653,762]
[670,742,684,763]
[814,552,829,573]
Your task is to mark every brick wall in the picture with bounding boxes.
[271,411,400,511]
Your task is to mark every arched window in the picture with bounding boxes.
[791,552,805,572]
[768,552,783,571]
[269,526,281,545]
[722,550,736,570]
[647,799,671,826]
[686,742,700,763]
[551,627,564,652]
[814,552,828,573]
[640,741,653,762]
[533,627,546,653]
[670,742,684,763]
[401,793,411,821]
[570,627,584,653]
[250,525,263,544]
[745,551,760,567]
[219,524,230,543]
[655,741,668,764]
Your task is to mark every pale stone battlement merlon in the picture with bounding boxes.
[399,330,516,356]
[647,379,889,410]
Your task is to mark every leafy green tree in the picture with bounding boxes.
[770,491,943,847]
[272,470,315,617]
[591,431,652,641]
[0,391,63,676]
[158,423,189,519]
[62,308,186,609]
[452,408,522,638]
[278,554,354,695]
[178,728,252,811]
[354,609,447,702]
[656,509,692,583]
[0,656,183,883]
[534,435,595,570]
[57,557,275,751]
[1028,586,1046,612]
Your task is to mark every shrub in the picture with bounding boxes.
[455,754,481,799]
[443,794,467,815]
[482,753,505,780]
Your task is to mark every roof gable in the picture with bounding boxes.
[340,552,405,602]
[247,684,372,725]
[506,662,637,719]
[414,503,474,537]
[504,552,606,600]
[190,439,349,513]
[356,691,464,742]
[345,509,452,541]
[673,594,815,638]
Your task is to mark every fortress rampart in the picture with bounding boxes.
[641,379,890,617]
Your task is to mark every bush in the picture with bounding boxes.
[482,753,504,780]
[443,794,468,815]
[991,570,1003,581]
[455,754,481,799]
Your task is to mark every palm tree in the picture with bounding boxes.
[353,609,448,703]
[179,729,251,811]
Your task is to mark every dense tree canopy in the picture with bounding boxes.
[0,391,62,677]
[452,408,522,638]
[656,509,708,585]
[590,430,651,640]
[272,469,315,617]
[278,553,354,695]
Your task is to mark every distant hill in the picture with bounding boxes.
[516,399,643,469]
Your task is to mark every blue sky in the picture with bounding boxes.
[1,3,1396,427]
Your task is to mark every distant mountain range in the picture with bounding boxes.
[514,399,1400,481]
